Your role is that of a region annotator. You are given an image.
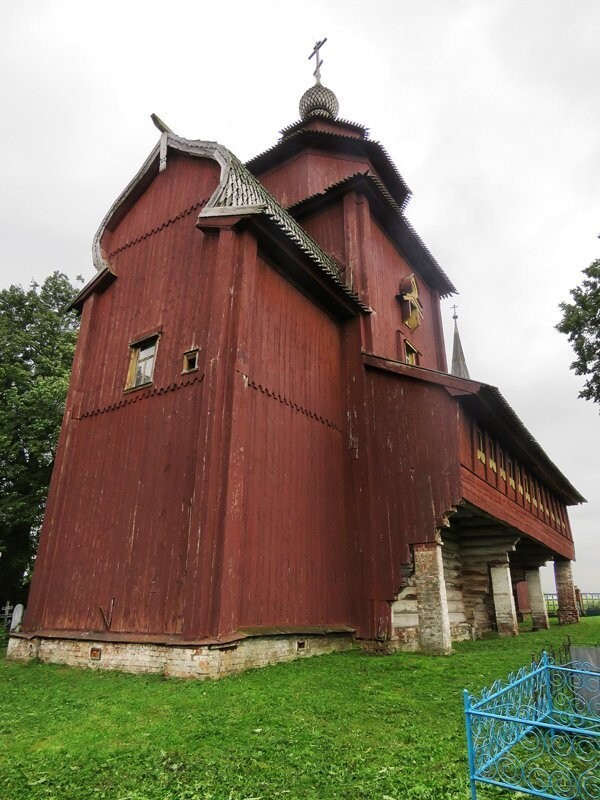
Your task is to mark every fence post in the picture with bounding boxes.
[463,690,477,800]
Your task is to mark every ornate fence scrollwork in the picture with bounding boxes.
[464,651,599,799]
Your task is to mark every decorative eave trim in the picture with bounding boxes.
[196,147,368,313]
[91,130,367,316]
[91,135,231,273]
[246,128,412,212]
[198,204,267,218]
[279,116,369,139]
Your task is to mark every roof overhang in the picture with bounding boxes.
[288,172,457,297]
[197,211,366,320]
[85,129,369,316]
[363,352,585,505]
[246,124,412,211]
[66,265,117,314]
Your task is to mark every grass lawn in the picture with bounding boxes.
[1,617,598,800]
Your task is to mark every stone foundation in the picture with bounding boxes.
[391,543,451,654]
[7,632,354,679]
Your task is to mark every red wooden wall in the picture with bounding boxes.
[299,197,446,371]
[362,367,462,600]
[259,150,375,210]
[235,257,349,627]
[25,130,578,647]
[26,153,222,635]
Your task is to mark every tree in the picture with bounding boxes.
[0,272,80,603]
[557,259,600,407]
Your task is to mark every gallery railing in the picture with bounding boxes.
[464,652,599,799]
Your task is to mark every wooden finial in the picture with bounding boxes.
[151,113,173,134]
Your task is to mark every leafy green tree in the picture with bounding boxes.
[557,259,600,407]
[0,272,80,603]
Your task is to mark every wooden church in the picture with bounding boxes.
[9,49,584,677]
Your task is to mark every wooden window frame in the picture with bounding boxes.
[498,448,506,480]
[523,473,531,504]
[404,340,420,367]
[507,458,515,489]
[182,348,200,374]
[476,429,486,464]
[125,335,160,391]
[488,437,497,473]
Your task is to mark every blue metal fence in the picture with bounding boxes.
[464,652,599,799]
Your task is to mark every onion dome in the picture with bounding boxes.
[299,82,339,120]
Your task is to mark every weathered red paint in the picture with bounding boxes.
[24,113,583,646]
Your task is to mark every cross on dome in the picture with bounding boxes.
[309,38,327,84]
[299,37,339,121]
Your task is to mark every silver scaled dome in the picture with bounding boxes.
[299,82,339,120]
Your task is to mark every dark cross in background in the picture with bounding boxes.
[452,304,459,320]
[309,38,327,83]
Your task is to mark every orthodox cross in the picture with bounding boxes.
[452,304,459,320]
[309,38,327,83]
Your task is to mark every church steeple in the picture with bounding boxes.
[299,38,339,120]
[451,307,470,379]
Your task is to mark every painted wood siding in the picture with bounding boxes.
[258,150,375,209]
[363,368,462,600]
[26,384,201,634]
[235,256,349,628]
[298,194,446,371]
[363,219,445,369]
[26,154,222,635]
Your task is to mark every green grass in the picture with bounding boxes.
[1,618,598,800]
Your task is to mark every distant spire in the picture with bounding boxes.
[451,306,470,379]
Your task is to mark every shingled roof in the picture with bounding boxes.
[246,123,412,211]
[198,149,370,310]
[77,132,369,315]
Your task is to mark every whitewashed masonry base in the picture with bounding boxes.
[7,633,354,679]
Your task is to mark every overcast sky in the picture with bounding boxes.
[1,1,598,591]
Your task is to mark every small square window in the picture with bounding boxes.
[126,337,158,389]
[182,349,199,373]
